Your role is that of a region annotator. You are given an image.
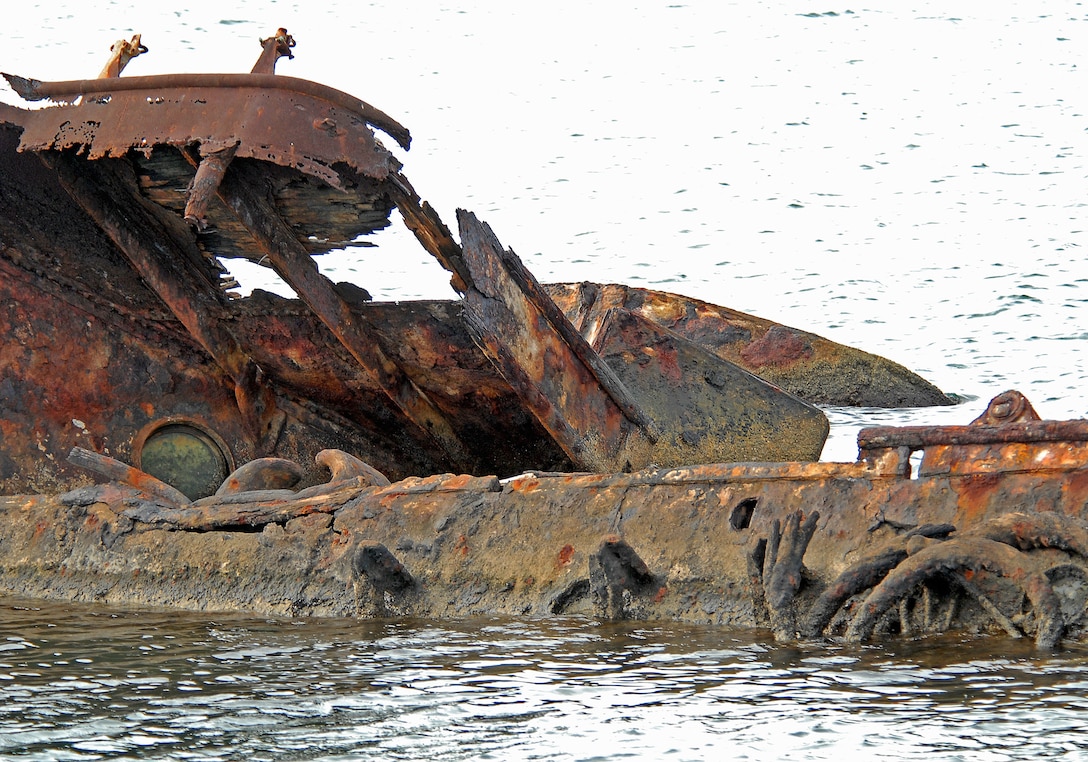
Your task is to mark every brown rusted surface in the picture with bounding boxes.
[548,282,952,407]
[591,308,829,463]
[457,209,827,470]
[4,71,411,151]
[210,155,474,470]
[458,210,658,472]
[0,34,1079,650]
[0,247,570,494]
[0,33,951,506]
[1,394,1088,649]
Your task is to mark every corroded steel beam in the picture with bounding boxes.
[388,172,473,293]
[211,157,474,471]
[458,209,656,473]
[859,419,1088,450]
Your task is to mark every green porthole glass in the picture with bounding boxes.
[136,422,232,500]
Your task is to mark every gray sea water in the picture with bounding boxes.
[3,599,1088,762]
[4,1,1088,759]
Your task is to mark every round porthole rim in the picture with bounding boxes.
[132,416,236,476]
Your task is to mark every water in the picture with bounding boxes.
[2,598,1088,761]
[4,1,1088,758]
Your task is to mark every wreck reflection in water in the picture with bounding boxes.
[0,598,1085,761]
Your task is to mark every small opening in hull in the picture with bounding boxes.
[730,497,757,531]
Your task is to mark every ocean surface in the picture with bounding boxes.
[4,1,1088,759]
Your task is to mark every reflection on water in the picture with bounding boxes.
[1,598,1087,761]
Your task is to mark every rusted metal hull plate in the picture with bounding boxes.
[592,307,829,463]
[2,396,1088,648]
[8,74,406,188]
[548,282,953,408]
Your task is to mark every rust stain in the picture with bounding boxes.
[442,474,477,490]
[508,478,541,494]
[655,344,683,385]
[740,326,813,369]
[953,473,1002,525]
[557,544,575,567]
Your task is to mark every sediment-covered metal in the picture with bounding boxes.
[2,393,1088,649]
[548,282,953,408]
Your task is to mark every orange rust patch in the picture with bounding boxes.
[655,344,683,385]
[953,473,1002,524]
[443,474,476,490]
[654,586,668,603]
[455,534,469,556]
[508,478,540,494]
[1062,470,1088,507]
[739,326,813,369]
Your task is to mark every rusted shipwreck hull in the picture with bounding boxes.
[2,391,1088,650]
[0,31,950,499]
[8,32,1053,648]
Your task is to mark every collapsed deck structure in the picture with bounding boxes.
[0,30,948,499]
[8,33,1084,649]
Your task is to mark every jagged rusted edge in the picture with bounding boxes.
[1,72,412,151]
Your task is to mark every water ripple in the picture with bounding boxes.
[0,600,1086,760]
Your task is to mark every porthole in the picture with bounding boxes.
[133,419,234,500]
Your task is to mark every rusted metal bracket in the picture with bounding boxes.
[205,156,474,470]
[39,151,283,455]
[251,28,295,75]
[184,141,239,230]
[98,34,148,79]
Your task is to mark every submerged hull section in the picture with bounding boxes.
[1,393,1087,649]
